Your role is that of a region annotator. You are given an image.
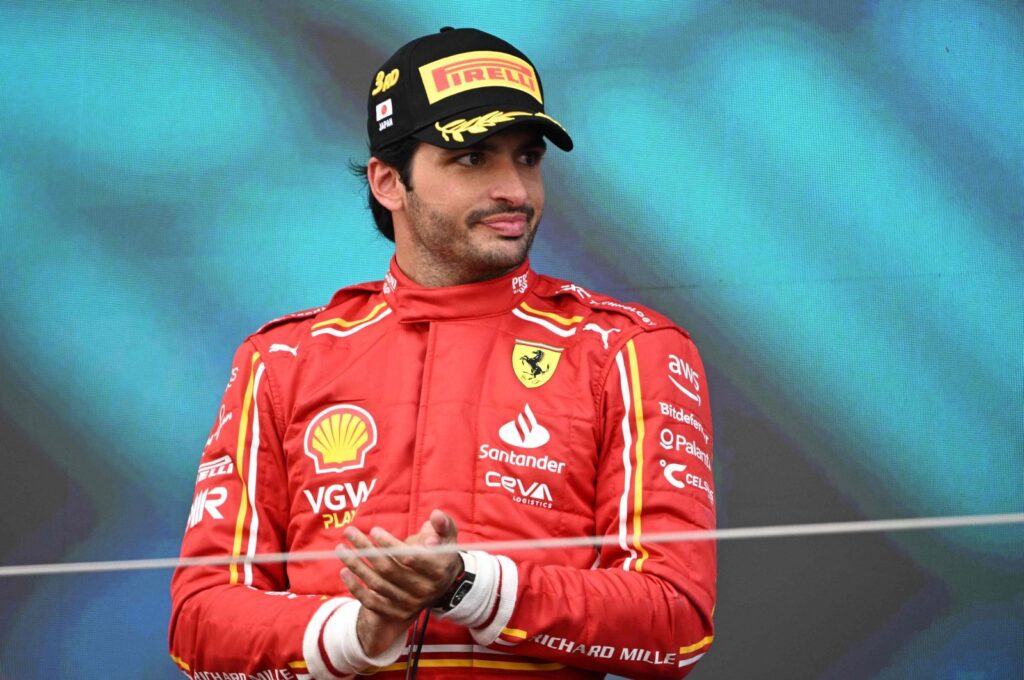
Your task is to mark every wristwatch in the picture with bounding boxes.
[435,551,476,612]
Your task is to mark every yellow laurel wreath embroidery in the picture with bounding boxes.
[434,110,537,143]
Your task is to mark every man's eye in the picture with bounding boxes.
[520,151,544,166]
[456,153,483,166]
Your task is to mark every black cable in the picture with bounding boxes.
[405,609,431,680]
[404,615,419,680]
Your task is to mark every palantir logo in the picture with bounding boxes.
[499,403,550,449]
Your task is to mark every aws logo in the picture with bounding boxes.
[304,405,378,475]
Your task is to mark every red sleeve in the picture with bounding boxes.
[479,328,716,679]
[168,341,338,678]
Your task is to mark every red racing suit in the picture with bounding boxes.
[169,259,716,679]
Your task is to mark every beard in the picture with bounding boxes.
[404,190,539,283]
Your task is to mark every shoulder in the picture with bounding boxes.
[246,280,386,349]
[529,273,689,339]
[254,305,328,336]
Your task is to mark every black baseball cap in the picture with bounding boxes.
[367,27,573,153]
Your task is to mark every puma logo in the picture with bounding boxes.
[269,343,298,356]
[583,323,620,350]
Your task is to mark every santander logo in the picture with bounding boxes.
[498,403,550,449]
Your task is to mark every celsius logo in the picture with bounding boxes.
[304,405,378,475]
[499,403,550,449]
[660,461,687,489]
[659,460,715,505]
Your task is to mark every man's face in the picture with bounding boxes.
[396,126,547,285]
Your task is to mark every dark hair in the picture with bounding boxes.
[349,137,421,242]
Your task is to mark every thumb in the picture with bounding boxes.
[429,509,457,542]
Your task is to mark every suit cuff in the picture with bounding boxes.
[426,550,519,646]
[434,550,494,626]
[468,554,518,646]
[303,598,405,678]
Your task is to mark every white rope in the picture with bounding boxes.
[0,512,1021,578]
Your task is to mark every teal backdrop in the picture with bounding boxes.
[1,1,1021,678]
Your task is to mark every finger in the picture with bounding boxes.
[336,538,408,600]
[341,568,415,620]
[369,526,423,569]
[405,520,435,546]
[338,536,436,602]
[338,530,445,601]
[405,518,441,547]
[340,554,421,614]
[429,509,458,542]
[334,538,375,575]
[343,527,402,575]
[389,543,455,583]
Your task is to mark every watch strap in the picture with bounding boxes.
[436,551,476,612]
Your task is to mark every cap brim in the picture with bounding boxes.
[411,105,573,151]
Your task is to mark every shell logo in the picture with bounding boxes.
[304,405,378,475]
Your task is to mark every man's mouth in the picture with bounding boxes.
[472,206,535,238]
[480,213,528,237]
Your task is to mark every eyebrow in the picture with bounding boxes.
[456,136,547,154]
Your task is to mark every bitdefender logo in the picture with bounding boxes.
[498,403,550,449]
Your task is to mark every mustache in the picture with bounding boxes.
[466,204,536,225]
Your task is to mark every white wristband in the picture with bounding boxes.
[304,598,405,678]
[469,554,519,646]
[435,550,497,627]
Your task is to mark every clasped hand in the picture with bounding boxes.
[337,509,462,656]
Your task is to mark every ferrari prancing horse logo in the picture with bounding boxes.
[512,340,563,388]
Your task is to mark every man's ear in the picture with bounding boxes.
[367,157,406,212]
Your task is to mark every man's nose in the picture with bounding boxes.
[488,159,529,206]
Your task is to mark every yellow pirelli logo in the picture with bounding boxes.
[420,50,542,104]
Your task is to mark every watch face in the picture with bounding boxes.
[449,579,474,609]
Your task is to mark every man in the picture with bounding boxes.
[170,27,715,679]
